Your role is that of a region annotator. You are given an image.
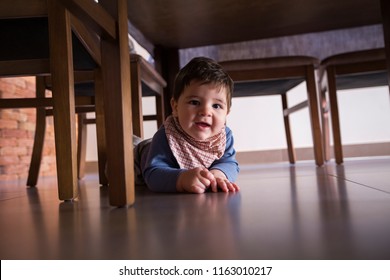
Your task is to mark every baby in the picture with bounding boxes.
[134,57,240,193]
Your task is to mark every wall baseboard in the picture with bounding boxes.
[85,142,390,172]
[235,142,390,164]
[84,162,99,174]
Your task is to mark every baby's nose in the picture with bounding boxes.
[199,105,212,116]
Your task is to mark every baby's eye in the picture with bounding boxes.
[189,100,200,106]
[212,103,223,109]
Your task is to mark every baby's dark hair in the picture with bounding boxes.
[172,57,234,111]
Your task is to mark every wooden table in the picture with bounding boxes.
[0,0,135,207]
[124,0,389,111]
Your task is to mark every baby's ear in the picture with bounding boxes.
[170,98,178,116]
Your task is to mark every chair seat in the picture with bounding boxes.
[220,56,320,95]
[335,71,388,90]
[321,48,386,67]
[0,17,97,70]
[320,48,387,90]
[234,78,304,97]
[0,18,49,61]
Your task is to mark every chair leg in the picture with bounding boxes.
[305,65,324,166]
[155,90,165,129]
[77,113,87,179]
[281,93,296,164]
[94,69,108,186]
[130,61,144,138]
[48,0,78,200]
[319,79,332,161]
[27,76,47,187]
[327,67,343,164]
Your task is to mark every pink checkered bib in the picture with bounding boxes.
[165,115,226,169]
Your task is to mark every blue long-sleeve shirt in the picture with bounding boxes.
[139,126,239,192]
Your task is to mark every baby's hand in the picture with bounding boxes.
[210,169,240,193]
[176,167,215,193]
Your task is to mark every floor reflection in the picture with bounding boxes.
[315,165,355,259]
[128,191,242,259]
[1,159,390,259]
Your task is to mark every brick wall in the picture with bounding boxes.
[0,77,56,181]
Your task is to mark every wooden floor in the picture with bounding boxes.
[1,157,390,260]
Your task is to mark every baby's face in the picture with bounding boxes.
[171,81,229,141]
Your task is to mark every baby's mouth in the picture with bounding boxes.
[195,121,211,128]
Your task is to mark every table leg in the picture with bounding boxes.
[101,0,135,207]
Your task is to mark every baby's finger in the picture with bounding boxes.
[190,183,207,193]
[209,175,218,192]
[200,169,214,181]
[217,178,229,192]
[199,176,211,189]
[230,182,240,192]
[226,181,239,192]
[200,169,217,190]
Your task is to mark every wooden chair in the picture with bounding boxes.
[28,54,166,185]
[219,56,324,166]
[0,17,105,185]
[1,0,136,206]
[27,73,108,187]
[78,54,166,179]
[318,48,388,164]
